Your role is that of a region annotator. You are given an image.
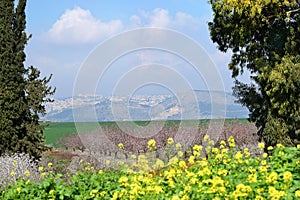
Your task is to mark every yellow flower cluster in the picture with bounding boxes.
[167,137,174,145]
[147,139,156,151]
[228,136,236,148]
[118,143,124,149]
[108,136,300,199]
[8,136,299,199]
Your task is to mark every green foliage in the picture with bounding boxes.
[1,136,300,199]
[0,0,55,159]
[208,0,300,147]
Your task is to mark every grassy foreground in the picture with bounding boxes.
[1,135,300,199]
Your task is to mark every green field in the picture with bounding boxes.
[43,122,100,147]
[43,118,249,148]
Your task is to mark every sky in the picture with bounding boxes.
[24,0,237,99]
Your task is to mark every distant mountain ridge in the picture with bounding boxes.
[43,90,249,122]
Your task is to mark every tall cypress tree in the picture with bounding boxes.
[0,0,55,159]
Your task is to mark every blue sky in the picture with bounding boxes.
[24,0,236,99]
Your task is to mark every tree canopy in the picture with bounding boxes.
[208,0,300,146]
[0,0,55,159]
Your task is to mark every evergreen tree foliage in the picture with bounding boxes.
[208,0,300,147]
[0,0,55,159]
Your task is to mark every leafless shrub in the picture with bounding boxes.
[0,153,39,188]
[216,121,258,149]
[57,134,85,151]
[58,120,259,168]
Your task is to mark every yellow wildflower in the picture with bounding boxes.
[258,142,265,149]
[24,170,30,177]
[179,160,187,169]
[193,150,200,157]
[188,156,195,164]
[228,136,236,148]
[167,137,174,145]
[261,160,267,165]
[234,151,243,160]
[259,166,268,173]
[267,146,274,151]
[209,140,215,146]
[204,134,210,141]
[295,190,300,197]
[247,173,257,183]
[276,143,284,148]
[263,153,268,158]
[100,191,107,197]
[215,154,223,160]
[119,176,129,187]
[153,186,163,194]
[205,146,211,153]
[10,171,16,177]
[221,148,229,154]
[266,171,278,184]
[220,140,226,146]
[148,139,156,151]
[230,183,252,198]
[176,143,182,149]
[244,148,251,158]
[212,147,219,154]
[38,166,44,172]
[118,143,124,149]
[228,136,235,143]
[255,195,265,200]
[155,159,165,169]
[248,167,256,174]
[193,144,202,152]
[262,153,268,158]
[48,162,53,168]
[130,154,136,159]
[177,151,184,158]
[169,156,179,165]
[16,187,21,194]
[49,190,55,195]
[268,187,286,199]
[218,169,228,176]
[90,189,98,198]
[283,171,293,182]
[172,195,180,200]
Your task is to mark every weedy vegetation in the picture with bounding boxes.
[1,122,299,199]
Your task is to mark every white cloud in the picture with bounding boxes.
[130,15,142,27]
[46,7,202,45]
[173,12,201,30]
[148,8,171,27]
[47,7,123,45]
[130,8,201,31]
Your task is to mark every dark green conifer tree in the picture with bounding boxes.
[0,0,55,159]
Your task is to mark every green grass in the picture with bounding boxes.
[43,118,249,148]
[42,122,99,147]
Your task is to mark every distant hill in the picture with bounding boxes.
[43,90,249,122]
